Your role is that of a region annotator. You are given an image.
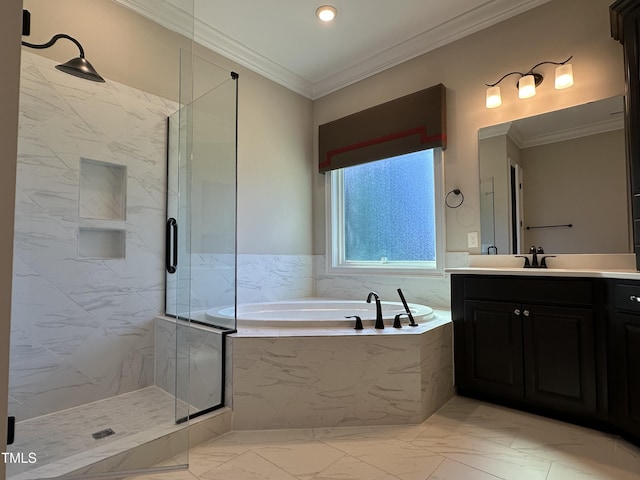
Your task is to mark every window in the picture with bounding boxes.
[326,148,444,275]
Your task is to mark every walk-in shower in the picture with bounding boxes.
[5,1,234,478]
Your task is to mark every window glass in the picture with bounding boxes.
[343,150,435,262]
[327,148,443,274]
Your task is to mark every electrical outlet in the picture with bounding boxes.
[467,231,479,248]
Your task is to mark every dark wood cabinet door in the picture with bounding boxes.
[610,311,640,440]
[522,305,596,415]
[462,300,524,400]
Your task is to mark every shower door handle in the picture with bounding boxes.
[166,218,178,274]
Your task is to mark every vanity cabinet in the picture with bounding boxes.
[452,275,601,421]
[608,281,640,443]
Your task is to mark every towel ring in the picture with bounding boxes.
[445,189,464,208]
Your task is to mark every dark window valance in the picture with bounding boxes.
[318,83,446,173]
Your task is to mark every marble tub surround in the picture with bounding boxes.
[228,252,458,310]
[238,254,314,304]
[185,252,465,315]
[230,312,454,430]
[314,253,467,310]
[10,51,177,420]
[174,254,316,316]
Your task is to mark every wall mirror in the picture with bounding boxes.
[478,96,630,255]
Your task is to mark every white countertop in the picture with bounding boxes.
[445,253,640,280]
[446,267,640,279]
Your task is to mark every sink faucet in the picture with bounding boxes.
[530,246,539,267]
[515,246,555,268]
[366,292,384,329]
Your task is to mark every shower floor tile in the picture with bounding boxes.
[7,386,183,479]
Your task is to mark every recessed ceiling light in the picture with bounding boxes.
[316,5,337,22]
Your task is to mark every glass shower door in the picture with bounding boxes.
[165,55,238,420]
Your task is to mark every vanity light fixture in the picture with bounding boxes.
[316,5,337,22]
[485,56,573,108]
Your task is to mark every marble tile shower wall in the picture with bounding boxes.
[9,51,177,420]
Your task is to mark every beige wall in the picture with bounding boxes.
[188,49,314,255]
[522,129,628,253]
[233,67,313,255]
[0,2,21,477]
[312,0,624,255]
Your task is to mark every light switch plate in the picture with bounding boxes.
[468,231,479,248]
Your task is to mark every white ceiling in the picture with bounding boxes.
[116,0,552,99]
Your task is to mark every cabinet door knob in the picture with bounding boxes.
[523,310,530,317]
[630,295,640,303]
[514,308,521,316]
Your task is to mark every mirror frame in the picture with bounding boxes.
[610,0,640,271]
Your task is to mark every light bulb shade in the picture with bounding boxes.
[486,86,502,108]
[555,63,573,89]
[518,74,536,99]
[316,5,337,21]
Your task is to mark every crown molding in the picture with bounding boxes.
[478,122,513,140]
[114,0,314,97]
[192,18,314,98]
[517,117,625,148]
[114,0,193,39]
[311,0,553,98]
[479,117,624,149]
[114,0,552,100]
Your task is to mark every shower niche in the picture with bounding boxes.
[78,157,127,259]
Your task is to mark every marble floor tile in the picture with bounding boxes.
[199,451,300,480]
[130,396,640,480]
[312,455,403,480]
[428,458,503,480]
[250,442,345,477]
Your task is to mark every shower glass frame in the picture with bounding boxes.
[165,52,238,421]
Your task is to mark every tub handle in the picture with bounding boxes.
[346,315,363,330]
[393,313,407,328]
[166,218,178,274]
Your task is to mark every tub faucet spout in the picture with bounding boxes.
[366,292,384,329]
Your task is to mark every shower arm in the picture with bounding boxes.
[22,34,86,58]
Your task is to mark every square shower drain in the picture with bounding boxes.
[92,428,115,440]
